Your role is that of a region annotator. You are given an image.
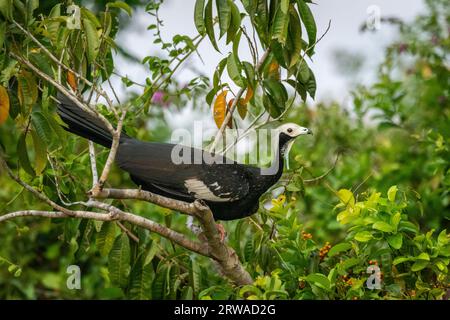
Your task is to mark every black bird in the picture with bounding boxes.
[57,93,312,221]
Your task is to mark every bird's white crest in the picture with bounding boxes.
[276,123,311,137]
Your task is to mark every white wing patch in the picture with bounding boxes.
[184,179,231,202]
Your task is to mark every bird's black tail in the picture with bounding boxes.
[57,92,129,148]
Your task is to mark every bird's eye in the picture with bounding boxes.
[287,128,293,133]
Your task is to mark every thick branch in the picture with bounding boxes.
[193,201,253,285]
[92,188,199,216]
[0,209,209,257]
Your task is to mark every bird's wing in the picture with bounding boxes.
[116,140,250,202]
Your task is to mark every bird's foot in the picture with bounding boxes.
[215,223,227,243]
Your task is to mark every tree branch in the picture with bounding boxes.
[193,201,253,285]
[92,188,199,216]
[0,209,209,257]
[1,157,253,285]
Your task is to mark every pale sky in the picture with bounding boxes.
[110,0,424,130]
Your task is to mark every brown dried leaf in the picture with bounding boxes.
[67,71,77,91]
[0,86,10,125]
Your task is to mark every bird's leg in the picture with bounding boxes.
[215,223,227,243]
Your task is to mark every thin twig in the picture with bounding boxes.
[10,51,116,135]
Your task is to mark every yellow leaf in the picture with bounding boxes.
[236,87,253,120]
[242,86,254,104]
[268,61,280,80]
[213,90,228,129]
[237,99,247,119]
[67,71,77,91]
[0,86,10,125]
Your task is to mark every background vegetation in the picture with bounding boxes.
[0,0,448,299]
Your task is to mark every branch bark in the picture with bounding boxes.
[1,159,254,286]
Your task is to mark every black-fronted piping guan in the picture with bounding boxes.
[57,92,312,222]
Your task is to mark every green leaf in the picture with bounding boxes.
[391,212,401,230]
[242,61,255,89]
[106,1,132,16]
[372,221,395,233]
[263,79,288,106]
[393,256,412,265]
[152,264,167,299]
[287,8,302,68]
[83,18,100,63]
[30,130,47,175]
[17,71,38,112]
[411,260,428,272]
[108,233,130,288]
[0,0,13,21]
[297,60,310,83]
[26,0,38,23]
[387,233,403,249]
[398,221,419,234]
[128,258,154,300]
[227,52,244,87]
[47,4,61,43]
[305,273,331,291]
[232,28,242,58]
[31,112,52,146]
[387,185,398,202]
[286,79,307,101]
[0,21,6,48]
[194,0,206,35]
[354,231,373,242]
[216,0,231,37]
[437,229,448,246]
[305,69,316,99]
[340,258,360,271]
[191,257,201,296]
[271,0,290,45]
[81,7,101,28]
[328,242,352,257]
[337,189,355,207]
[226,0,241,44]
[96,222,117,257]
[205,0,219,52]
[297,0,316,52]
[17,132,35,176]
[416,252,430,261]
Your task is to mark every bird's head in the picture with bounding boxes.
[275,123,312,167]
[277,123,312,139]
